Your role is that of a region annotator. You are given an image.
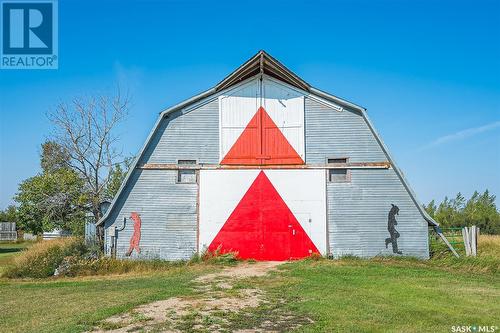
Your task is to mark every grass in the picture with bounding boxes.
[4,237,89,278]
[260,258,499,332]
[0,235,499,332]
[0,241,32,275]
[0,265,219,333]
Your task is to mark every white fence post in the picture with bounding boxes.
[462,227,471,256]
[471,225,477,257]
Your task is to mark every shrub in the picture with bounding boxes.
[199,246,238,264]
[4,237,86,278]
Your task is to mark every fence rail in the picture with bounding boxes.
[0,222,17,241]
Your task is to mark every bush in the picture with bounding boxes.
[198,246,238,264]
[4,237,86,278]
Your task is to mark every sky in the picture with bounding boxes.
[0,0,499,209]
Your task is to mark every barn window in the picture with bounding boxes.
[327,157,350,183]
[177,160,197,183]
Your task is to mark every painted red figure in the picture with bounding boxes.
[126,212,141,256]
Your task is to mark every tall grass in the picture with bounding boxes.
[3,238,240,279]
[428,234,500,274]
[478,234,500,257]
[60,257,187,277]
[4,237,86,278]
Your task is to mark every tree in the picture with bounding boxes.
[425,190,500,234]
[47,90,130,228]
[15,141,87,235]
[105,158,131,200]
[424,200,436,219]
[40,140,70,173]
[463,190,499,234]
[15,168,86,235]
[0,205,18,222]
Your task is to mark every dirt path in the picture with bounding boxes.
[91,261,294,333]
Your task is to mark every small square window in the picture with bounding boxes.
[327,157,350,182]
[329,169,348,182]
[177,160,197,183]
[328,158,347,164]
[178,160,196,165]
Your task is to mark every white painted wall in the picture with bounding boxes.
[262,78,305,160]
[198,169,327,254]
[219,79,259,162]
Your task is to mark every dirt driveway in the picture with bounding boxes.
[90,261,310,332]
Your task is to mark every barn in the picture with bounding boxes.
[97,51,453,261]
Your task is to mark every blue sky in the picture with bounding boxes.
[0,0,499,209]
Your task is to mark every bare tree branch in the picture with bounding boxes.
[48,89,130,223]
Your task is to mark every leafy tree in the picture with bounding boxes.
[14,142,87,235]
[0,205,18,222]
[40,140,70,173]
[105,157,132,200]
[424,200,436,219]
[425,190,500,234]
[463,190,499,234]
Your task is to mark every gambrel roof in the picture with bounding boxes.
[97,51,440,234]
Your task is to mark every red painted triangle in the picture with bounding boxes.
[208,171,319,261]
[221,107,304,165]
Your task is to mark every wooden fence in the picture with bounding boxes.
[0,222,17,241]
[462,226,479,257]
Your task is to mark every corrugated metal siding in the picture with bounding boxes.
[305,98,387,163]
[103,81,430,260]
[327,168,429,259]
[104,169,197,260]
[141,99,219,164]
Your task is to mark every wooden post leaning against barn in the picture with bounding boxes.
[434,226,460,258]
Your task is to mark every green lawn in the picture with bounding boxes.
[0,241,31,275]
[0,266,217,333]
[0,239,498,333]
[265,259,499,332]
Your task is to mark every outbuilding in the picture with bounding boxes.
[98,51,454,260]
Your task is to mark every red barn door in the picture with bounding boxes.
[199,170,327,260]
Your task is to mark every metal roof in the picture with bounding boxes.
[215,50,311,92]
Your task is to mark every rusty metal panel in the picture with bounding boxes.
[327,168,429,259]
[305,98,387,163]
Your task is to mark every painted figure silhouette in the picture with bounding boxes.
[126,212,141,256]
[385,204,402,254]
